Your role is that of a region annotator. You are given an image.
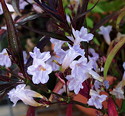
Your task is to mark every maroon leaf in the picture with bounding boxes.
[0,75,11,82]
[66,104,73,116]
[26,106,35,116]
[108,97,118,116]
[79,79,91,99]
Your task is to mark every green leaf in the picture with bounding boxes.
[120,100,125,113]
[88,3,104,13]
[86,17,93,28]
[103,37,125,79]
[116,9,125,29]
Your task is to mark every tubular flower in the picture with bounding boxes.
[8,84,47,107]
[98,26,112,45]
[66,75,85,94]
[87,89,107,109]
[0,49,11,68]
[71,26,93,45]
[110,62,125,99]
[70,57,103,81]
[27,47,52,84]
[61,45,82,72]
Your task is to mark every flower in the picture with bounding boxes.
[87,89,107,109]
[71,27,93,45]
[66,75,84,94]
[98,26,112,45]
[8,84,46,107]
[94,80,109,90]
[23,51,28,64]
[27,47,52,84]
[70,57,103,81]
[110,84,124,99]
[123,62,125,79]
[61,45,82,72]
[50,38,65,52]
[29,47,51,62]
[110,62,125,99]
[0,49,11,68]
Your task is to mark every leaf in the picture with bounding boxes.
[0,75,11,82]
[26,106,35,116]
[23,25,70,42]
[16,13,41,26]
[108,98,118,116]
[88,3,104,13]
[91,12,119,33]
[1,0,25,76]
[79,79,91,99]
[66,104,72,116]
[103,37,125,78]
[116,9,125,29]
[120,99,125,113]
[11,0,21,16]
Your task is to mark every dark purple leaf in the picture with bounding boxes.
[79,79,91,99]
[0,0,26,76]
[26,106,35,116]
[66,104,72,116]
[0,75,11,82]
[75,0,90,30]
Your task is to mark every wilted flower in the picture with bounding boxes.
[98,26,112,45]
[27,47,52,84]
[71,27,93,45]
[8,84,46,107]
[0,49,11,68]
[87,89,107,109]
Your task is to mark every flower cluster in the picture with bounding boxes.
[0,0,125,115]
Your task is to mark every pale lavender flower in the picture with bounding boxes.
[50,38,65,52]
[0,49,11,68]
[61,45,82,72]
[70,57,103,81]
[66,75,84,94]
[110,85,124,99]
[72,27,94,45]
[110,63,125,99]
[8,84,44,107]
[87,89,107,109]
[23,51,27,64]
[94,80,109,90]
[98,26,112,45]
[27,60,52,84]
[30,47,51,62]
[27,47,52,84]
[123,62,125,79]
